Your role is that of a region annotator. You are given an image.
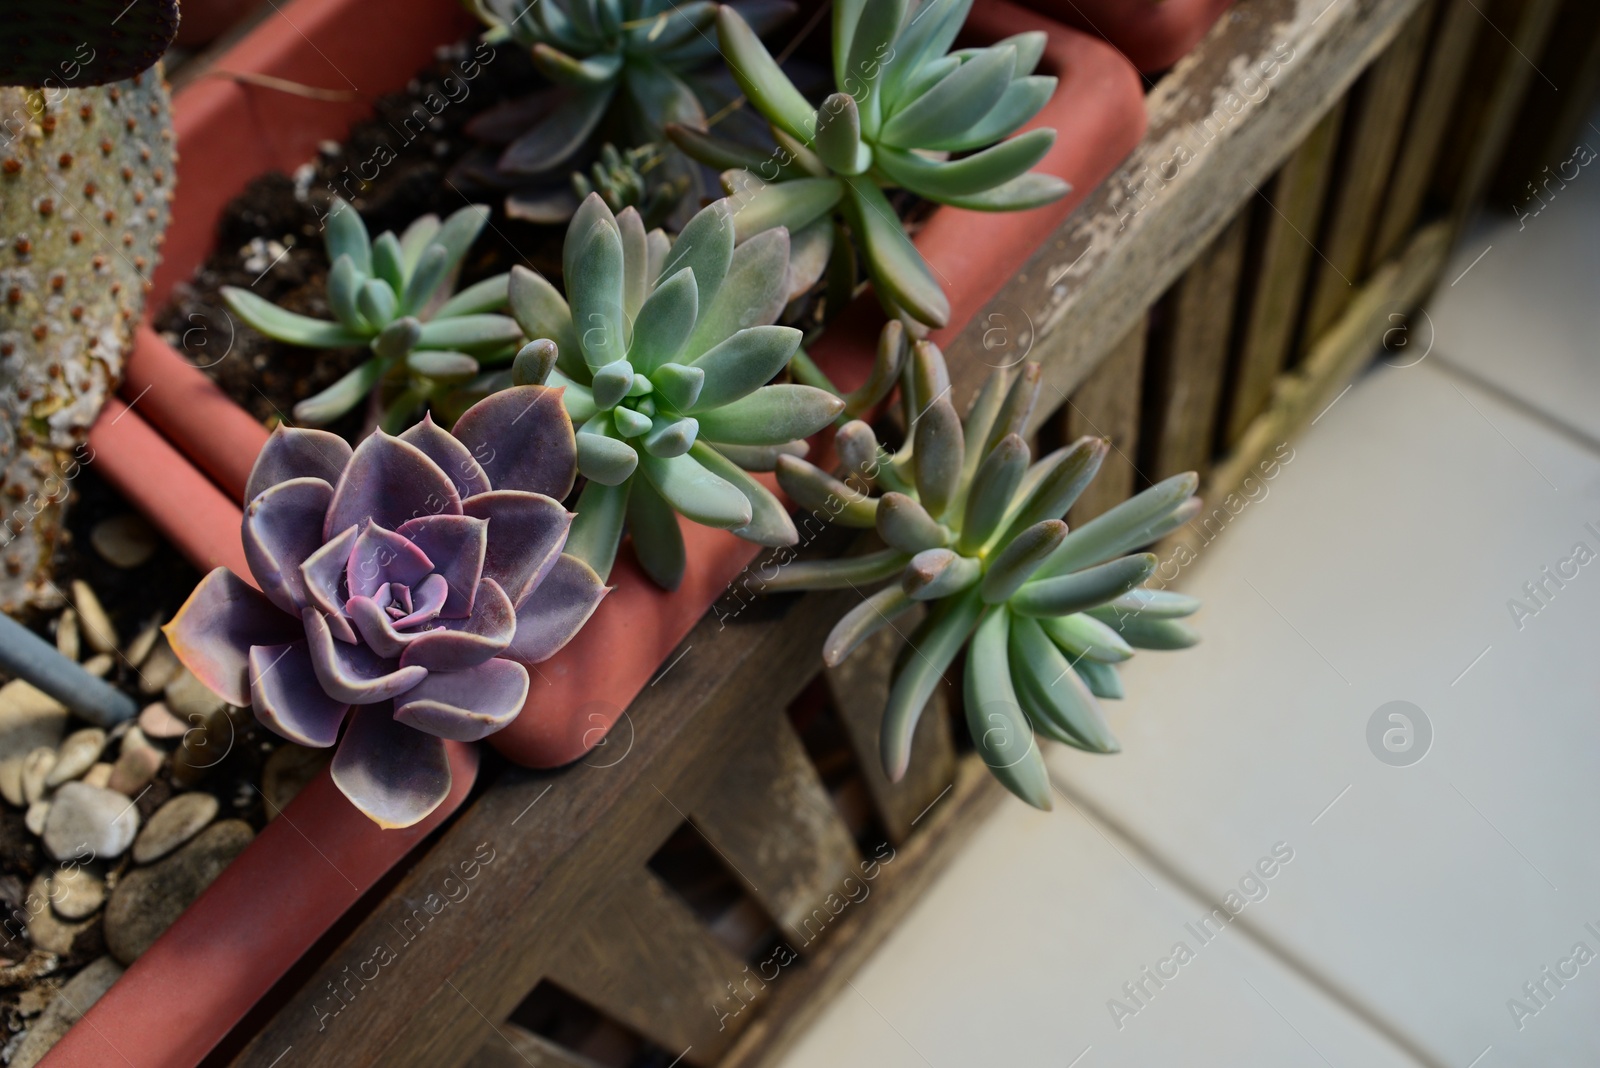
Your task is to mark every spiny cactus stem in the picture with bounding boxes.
[0,612,136,726]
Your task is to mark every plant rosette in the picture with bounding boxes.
[161,388,605,827]
[767,334,1203,807]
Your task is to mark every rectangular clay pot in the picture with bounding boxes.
[1013,0,1236,72]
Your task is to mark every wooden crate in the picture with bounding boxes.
[214,1,1588,1065]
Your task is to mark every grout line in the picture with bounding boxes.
[1046,774,1452,1068]
[1425,354,1600,461]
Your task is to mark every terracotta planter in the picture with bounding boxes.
[41,407,480,1065]
[1018,0,1235,72]
[122,0,1146,769]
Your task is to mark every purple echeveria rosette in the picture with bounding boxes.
[163,386,607,828]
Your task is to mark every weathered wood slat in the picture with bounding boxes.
[468,1023,608,1068]
[943,0,1429,426]
[824,621,956,846]
[1063,317,1147,523]
[1368,0,1483,265]
[545,866,754,1063]
[1299,0,1435,348]
[717,757,1006,1068]
[1222,100,1344,446]
[690,702,863,944]
[1431,0,1564,218]
[232,590,855,1068]
[1144,211,1249,482]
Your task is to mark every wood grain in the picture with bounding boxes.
[1063,317,1148,523]
[1143,210,1250,482]
[1223,100,1344,445]
[1299,0,1435,348]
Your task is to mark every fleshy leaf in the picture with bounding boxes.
[398,412,493,499]
[966,606,1052,809]
[303,608,428,704]
[245,426,353,505]
[325,433,462,542]
[399,578,518,671]
[639,451,752,529]
[690,442,798,548]
[394,658,530,742]
[695,385,844,445]
[346,522,433,601]
[504,554,609,663]
[300,526,359,644]
[1011,554,1158,618]
[242,478,333,615]
[163,569,302,708]
[461,491,573,606]
[689,326,802,412]
[627,477,687,590]
[331,704,453,829]
[452,386,578,500]
[248,641,349,748]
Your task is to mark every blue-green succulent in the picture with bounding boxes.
[506,192,845,589]
[766,336,1201,808]
[222,200,524,431]
[670,0,1069,328]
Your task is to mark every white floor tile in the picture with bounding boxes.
[1053,359,1600,1068]
[775,795,1421,1068]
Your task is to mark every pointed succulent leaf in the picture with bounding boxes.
[1011,554,1157,618]
[613,406,652,438]
[243,478,334,615]
[881,44,1016,150]
[414,314,522,353]
[1074,658,1125,700]
[763,548,909,593]
[824,585,914,667]
[912,396,963,520]
[873,128,1055,202]
[1040,472,1199,578]
[356,278,398,329]
[688,326,802,411]
[1105,588,1202,620]
[639,451,753,529]
[504,553,609,662]
[371,232,406,295]
[1000,438,1108,545]
[509,267,580,373]
[652,363,705,413]
[436,273,511,319]
[902,548,980,601]
[689,442,798,548]
[246,426,352,504]
[302,608,428,705]
[813,93,869,175]
[881,0,972,99]
[875,492,947,554]
[715,5,815,141]
[499,86,614,175]
[775,455,876,528]
[984,362,1043,458]
[401,244,451,316]
[530,42,624,87]
[566,196,629,368]
[668,122,808,179]
[728,177,844,244]
[397,413,492,500]
[512,339,560,386]
[326,255,369,333]
[399,214,442,272]
[842,178,948,327]
[1009,614,1118,752]
[459,491,571,607]
[1088,610,1201,650]
[882,590,982,781]
[628,266,698,372]
[325,198,372,275]
[590,359,636,410]
[957,433,1029,553]
[432,204,492,282]
[325,433,461,541]
[980,519,1067,603]
[966,607,1052,809]
[712,440,808,472]
[1040,612,1134,663]
[659,200,734,315]
[407,349,479,380]
[936,172,1072,212]
[223,287,368,348]
[688,229,793,355]
[249,642,349,748]
[926,76,1055,153]
[696,385,844,446]
[643,417,699,458]
[565,479,631,581]
[394,658,529,742]
[841,0,907,133]
[626,477,687,591]
[575,423,640,486]
[371,317,422,360]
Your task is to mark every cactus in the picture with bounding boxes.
[670,0,1069,328]
[765,333,1201,809]
[0,69,175,611]
[506,192,843,590]
[221,201,524,433]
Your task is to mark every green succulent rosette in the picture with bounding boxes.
[222,200,523,431]
[669,0,1069,328]
[506,192,845,589]
[766,334,1201,808]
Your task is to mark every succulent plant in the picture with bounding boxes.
[163,387,606,827]
[1,62,175,612]
[572,143,688,231]
[462,0,792,220]
[765,338,1200,809]
[669,0,1069,329]
[505,192,844,589]
[221,200,524,431]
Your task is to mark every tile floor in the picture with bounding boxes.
[776,138,1600,1068]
